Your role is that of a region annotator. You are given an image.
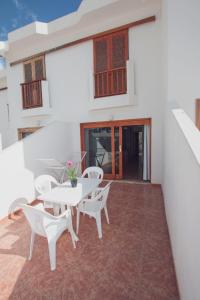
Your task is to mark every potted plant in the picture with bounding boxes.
[66,160,78,187]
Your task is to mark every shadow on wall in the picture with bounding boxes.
[0,121,74,220]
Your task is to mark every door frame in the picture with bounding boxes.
[80,118,151,180]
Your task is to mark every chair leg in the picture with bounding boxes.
[29,231,35,260]
[104,206,110,224]
[48,240,56,271]
[68,226,77,249]
[96,213,102,239]
[69,229,76,248]
[53,204,60,216]
[61,204,66,213]
[76,209,80,234]
[71,206,74,216]
[66,212,78,248]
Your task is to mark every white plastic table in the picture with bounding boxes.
[37,177,101,213]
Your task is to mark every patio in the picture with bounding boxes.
[0,182,179,300]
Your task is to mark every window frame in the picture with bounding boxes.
[23,55,46,83]
[93,29,129,98]
[22,55,46,109]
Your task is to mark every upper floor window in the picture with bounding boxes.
[93,29,128,98]
[22,56,46,109]
[24,55,45,83]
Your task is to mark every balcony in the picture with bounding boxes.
[20,79,52,117]
[89,60,136,110]
[94,67,127,98]
[21,79,42,109]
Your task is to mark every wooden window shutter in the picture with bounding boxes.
[22,56,45,109]
[94,30,128,98]
[94,38,109,73]
[111,30,128,69]
[24,62,33,83]
[34,57,45,80]
[196,99,200,130]
[94,38,109,96]
[111,30,128,94]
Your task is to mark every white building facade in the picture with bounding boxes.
[0,0,162,183]
[1,0,200,299]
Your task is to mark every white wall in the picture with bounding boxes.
[165,0,200,120]
[0,89,8,148]
[6,14,163,183]
[162,0,200,299]
[163,107,200,300]
[0,121,73,219]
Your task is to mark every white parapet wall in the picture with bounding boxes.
[0,121,73,219]
[163,106,200,300]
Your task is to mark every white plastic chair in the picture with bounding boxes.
[76,181,112,239]
[81,166,104,181]
[34,175,60,215]
[21,203,78,271]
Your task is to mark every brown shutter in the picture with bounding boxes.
[94,38,109,73]
[94,37,109,97]
[93,30,128,97]
[34,57,45,80]
[22,56,45,109]
[111,30,128,69]
[196,99,200,130]
[111,30,128,94]
[23,62,34,106]
[24,62,33,83]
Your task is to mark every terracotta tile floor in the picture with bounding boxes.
[0,182,179,300]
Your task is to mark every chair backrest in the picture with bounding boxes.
[34,175,58,194]
[21,203,53,237]
[82,167,104,180]
[97,181,112,210]
[85,181,112,212]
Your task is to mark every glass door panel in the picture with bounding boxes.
[114,127,119,175]
[114,126,123,179]
[84,127,113,175]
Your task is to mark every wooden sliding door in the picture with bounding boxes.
[80,118,151,180]
[113,126,123,179]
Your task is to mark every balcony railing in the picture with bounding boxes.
[21,79,43,109]
[94,67,127,98]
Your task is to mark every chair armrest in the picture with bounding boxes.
[32,203,45,211]
[52,209,71,219]
[82,198,95,203]
[95,187,103,193]
[33,203,70,220]
[44,209,72,230]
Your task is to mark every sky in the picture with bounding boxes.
[0,0,82,41]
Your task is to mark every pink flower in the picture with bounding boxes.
[67,160,73,167]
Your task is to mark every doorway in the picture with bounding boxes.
[80,118,151,181]
[122,125,144,181]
